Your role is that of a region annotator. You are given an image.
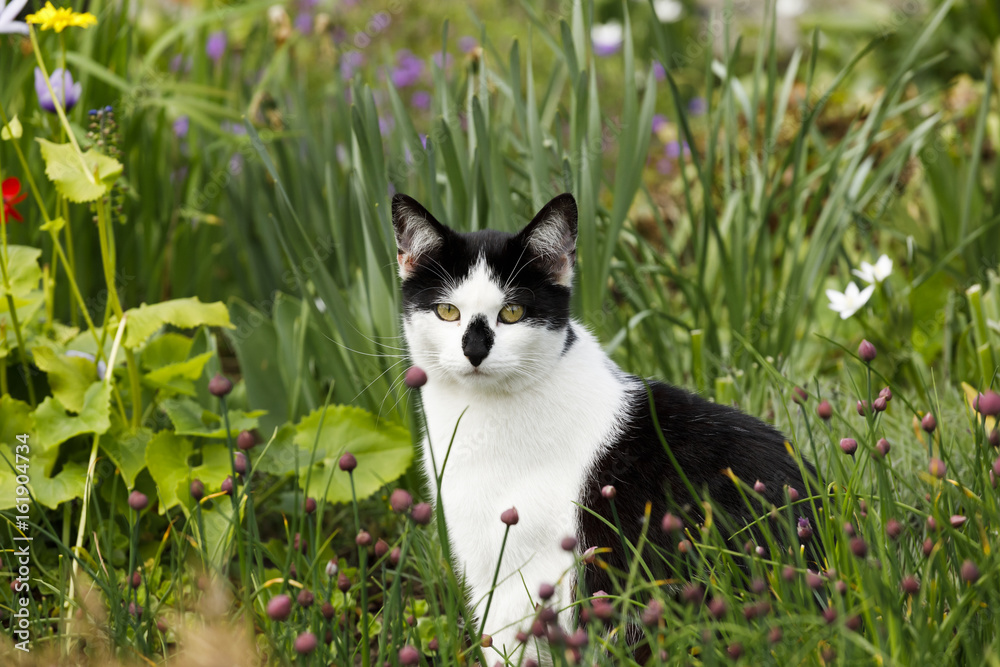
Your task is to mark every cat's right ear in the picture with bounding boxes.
[391,194,448,280]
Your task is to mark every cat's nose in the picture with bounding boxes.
[462,315,493,367]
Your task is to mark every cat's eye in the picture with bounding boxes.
[435,303,460,322]
[498,304,525,324]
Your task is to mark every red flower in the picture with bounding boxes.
[2,177,27,223]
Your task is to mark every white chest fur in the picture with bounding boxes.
[415,323,632,658]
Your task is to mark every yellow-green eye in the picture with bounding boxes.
[499,304,525,324]
[435,303,460,322]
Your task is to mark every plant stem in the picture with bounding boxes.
[348,470,370,667]
[478,524,511,641]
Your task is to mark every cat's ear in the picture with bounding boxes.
[518,193,578,286]
[392,194,449,280]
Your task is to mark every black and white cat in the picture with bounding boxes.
[391,192,816,662]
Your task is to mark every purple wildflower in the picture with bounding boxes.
[206,31,227,63]
[392,50,425,87]
[341,51,365,79]
[459,36,478,53]
[411,90,431,110]
[687,97,707,116]
[652,61,666,81]
[34,68,82,114]
[173,115,189,138]
[652,113,669,135]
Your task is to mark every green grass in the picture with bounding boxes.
[1,0,1000,664]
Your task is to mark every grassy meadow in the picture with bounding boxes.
[1,0,1000,664]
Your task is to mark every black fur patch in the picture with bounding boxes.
[577,380,819,596]
[461,314,494,366]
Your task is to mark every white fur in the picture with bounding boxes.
[403,257,634,663]
[397,212,445,279]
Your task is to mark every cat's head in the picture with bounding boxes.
[392,193,578,392]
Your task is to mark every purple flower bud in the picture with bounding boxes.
[816,400,833,420]
[960,560,980,583]
[221,476,234,495]
[561,536,578,551]
[355,530,372,547]
[398,645,420,666]
[806,572,823,589]
[990,429,999,448]
[843,522,855,537]
[750,578,767,594]
[338,452,357,472]
[786,486,800,502]
[294,631,317,654]
[858,339,877,362]
[876,438,891,458]
[128,601,143,617]
[873,396,888,412]
[901,576,919,595]
[822,607,837,624]
[921,412,937,433]
[404,366,427,388]
[34,68,82,114]
[304,497,317,514]
[661,512,683,533]
[857,400,871,416]
[726,643,743,660]
[928,457,946,479]
[501,507,519,526]
[337,572,350,593]
[389,488,413,513]
[234,452,248,475]
[769,626,783,643]
[411,502,432,525]
[922,538,934,557]
[601,484,616,499]
[130,571,141,589]
[797,517,812,541]
[753,480,766,493]
[237,430,257,450]
[879,386,893,401]
[208,374,233,397]
[538,583,555,600]
[190,479,205,501]
[792,386,808,404]
[390,547,401,566]
[707,597,727,619]
[950,515,967,529]
[840,438,858,455]
[886,519,903,540]
[835,580,847,596]
[681,583,704,604]
[993,456,1000,477]
[849,537,868,558]
[293,532,307,552]
[375,539,389,558]
[480,634,492,648]
[538,606,557,624]
[297,589,314,608]
[267,594,292,621]
[128,490,149,511]
[641,599,663,625]
[974,391,1000,417]
[321,601,335,620]
[567,628,588,648]
[325,560,338,578]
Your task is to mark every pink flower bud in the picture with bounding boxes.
[921,412,937,433]
[404,366,428,388]
[928,457,946,479]
[858,339,877,362]
[840,438,857,455]
[501,507,519,526]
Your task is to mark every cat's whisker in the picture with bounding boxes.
[376,366,412,424]
[321,333,407,359]
[350,357,410,405]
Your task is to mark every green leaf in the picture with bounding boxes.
[36,139,123,203]
[0,245,42,300]
[39,216,66,232]
[124,297,234,349]
[143,351,214,396]
[33,346,97,413]
[161,397,265,438]
[144,431,233,512]
[258,406,412,505]
[1,114,22,140]
[34,382,112,452]
[225,298,288,437]
[0,396,37,510]
[141,332,195,370]
[102,427,153,487]
[30,462,88,510]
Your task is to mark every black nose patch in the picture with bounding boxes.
[462,315,494,367]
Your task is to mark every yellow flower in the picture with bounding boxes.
[26,2,97,32]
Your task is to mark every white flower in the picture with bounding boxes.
[0,0,29,35]
[652,0,683,22]
[776,0,807,17]
[851,254,893,285]
[826,282,874,320]
[591,21,623,56]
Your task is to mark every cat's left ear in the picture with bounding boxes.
[518,193,578,286]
